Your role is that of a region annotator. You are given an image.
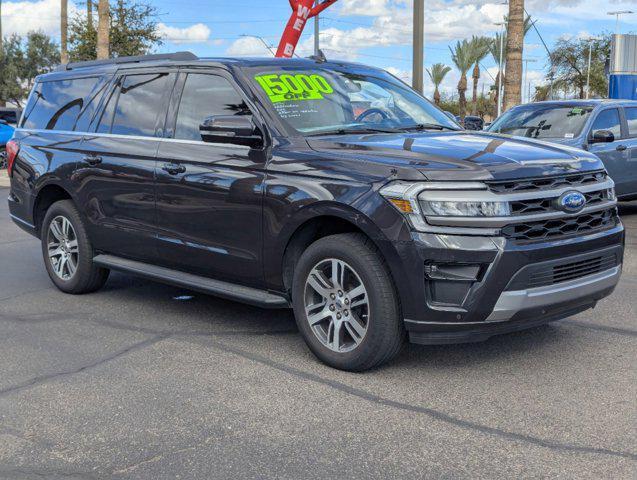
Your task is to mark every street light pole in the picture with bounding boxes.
[412,0,424,94]
[607,10,634,35]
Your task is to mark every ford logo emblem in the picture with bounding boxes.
[556,190,586,213]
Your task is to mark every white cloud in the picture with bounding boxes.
[226,36,275,56]
[157,23,211,44]
[339,0,390,17]
[1,0,79,38]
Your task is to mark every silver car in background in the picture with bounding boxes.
[487,100,637,200]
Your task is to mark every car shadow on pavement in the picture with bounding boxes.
[93,271,576,372]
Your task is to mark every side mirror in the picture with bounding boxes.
[199,115,262,147]
[590,130,614,144]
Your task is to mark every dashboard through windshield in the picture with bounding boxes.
[246,67,459,136]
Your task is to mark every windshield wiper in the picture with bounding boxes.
[402,123,460,132]
[306,126,401,136]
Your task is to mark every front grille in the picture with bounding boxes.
[510,189,609,215]
[501,209,618,241]
[487,171,607,194]
[506,251,619,290]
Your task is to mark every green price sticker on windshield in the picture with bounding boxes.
[255,73,334,103]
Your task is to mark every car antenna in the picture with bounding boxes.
[309,49,327,63]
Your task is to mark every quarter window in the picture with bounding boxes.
[21,77,103,131]
[591,109,621,139]
[625,107,637,137]
[174,73,250,141]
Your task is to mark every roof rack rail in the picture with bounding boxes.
[59,51,199,71]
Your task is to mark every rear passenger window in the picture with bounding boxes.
[174,73,251,141]
[625,108,637,137]
[21,77,102,131]
[97,73,174,137]
[591,109,621,139]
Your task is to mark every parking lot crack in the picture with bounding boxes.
[0,334,168,398]
[207,338,637,461]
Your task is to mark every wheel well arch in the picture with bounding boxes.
[280,211,407,298]
[33,184,73,236]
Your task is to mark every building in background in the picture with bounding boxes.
[609,34,637,100]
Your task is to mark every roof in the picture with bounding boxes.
[526,99,637,107]
[38,51,372,82]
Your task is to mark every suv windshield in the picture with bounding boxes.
[247,67,459,135]
[488,104,593,139]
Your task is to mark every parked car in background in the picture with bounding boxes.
[487,100,637,200]
[463,115,484,131]
[1,108,21,168]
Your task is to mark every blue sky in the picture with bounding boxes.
[3,0,637,98]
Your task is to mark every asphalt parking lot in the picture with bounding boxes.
[0,186,635,479]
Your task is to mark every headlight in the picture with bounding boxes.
[380,181,501,230]
[420,200,510,217]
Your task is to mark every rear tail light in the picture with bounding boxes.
[6,140,19,177]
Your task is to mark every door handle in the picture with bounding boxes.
[161,163,186,175]
[83,154,102,166]
[616,145,627,151]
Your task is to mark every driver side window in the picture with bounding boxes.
[591,109,621,139]
[174,73,251,141]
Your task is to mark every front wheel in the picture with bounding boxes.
[292,233,405,371]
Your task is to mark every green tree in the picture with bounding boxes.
[69,0,161,61]
[0,32,59,106]
[449,39,474,118]
[426,63,452,106]
[548,35,611,99]
[469,35,491,114]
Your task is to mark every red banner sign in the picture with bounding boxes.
[276,0,339,58]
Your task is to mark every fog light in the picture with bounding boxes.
[425,263,481,281]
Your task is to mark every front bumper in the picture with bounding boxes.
[388,221,625,345]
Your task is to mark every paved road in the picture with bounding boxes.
[0,187,635,479]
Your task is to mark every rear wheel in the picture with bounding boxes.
[41,200,109,294]
[292,233,405,371]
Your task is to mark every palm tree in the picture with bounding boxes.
[426,63,451,106]
[61,0,68,64]
[490,16,534,115]
[504,0,525,110]
[449,39,473,118]
[469,35,491,115]
[97,0,109,59]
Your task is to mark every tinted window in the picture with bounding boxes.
[591,109,621,139]
[625,107,637,136]
[174,74,250,141]
[22,77,101,131]
[99,73,173,137]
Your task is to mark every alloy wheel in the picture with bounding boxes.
[304,258,369,353]
[47,215,79,281]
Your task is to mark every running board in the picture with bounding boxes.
[93,254,290,308]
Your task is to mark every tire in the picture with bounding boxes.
[292,233,405,371]
[41,199,109,294]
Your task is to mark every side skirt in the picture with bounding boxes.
[93,254,290,309]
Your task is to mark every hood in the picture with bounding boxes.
[307,131,603,181]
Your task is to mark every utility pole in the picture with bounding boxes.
[412,0,424,94]
[314,13,319,56]
[522,58,536,103]
[585,38,597,99]
[61,0,69,64]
